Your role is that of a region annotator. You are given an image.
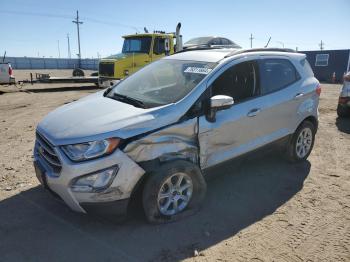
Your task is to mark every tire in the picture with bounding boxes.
[72,68,84,77]
[337,104,350,118]
[142,160,206,224]
[285,120,316,163]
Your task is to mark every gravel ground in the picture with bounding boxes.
[0,70,349,262]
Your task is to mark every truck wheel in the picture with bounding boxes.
[142,160,206,224]
[337,104,350,118]
[285,120,316,163]
[72,68,84,77]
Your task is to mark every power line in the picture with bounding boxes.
[0,10,71,19]
[0,9,142,31]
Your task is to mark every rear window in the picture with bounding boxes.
[260,59,300,95]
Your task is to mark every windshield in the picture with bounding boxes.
[185,37,213,45]
[122,37,152,54]
[107,59,217,108]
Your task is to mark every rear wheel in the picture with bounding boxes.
[337,104,350,118]
[285,121,316,162]
[142,160,206,224]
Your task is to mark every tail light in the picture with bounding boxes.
[8,66,13,76]
[316,84,321,96]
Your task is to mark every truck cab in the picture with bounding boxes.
[98,33,176,88]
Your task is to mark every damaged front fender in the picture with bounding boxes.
[123,118,199,165]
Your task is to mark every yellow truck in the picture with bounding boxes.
[98,23,182,87]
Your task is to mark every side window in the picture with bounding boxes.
[221,38,229,45]
[153,37,165,55]
[260,59,300,95]
[210,38,221,45]
[315,54,329,66]
[211,61,259,103]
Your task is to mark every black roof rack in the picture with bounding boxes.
[224,48,296,58]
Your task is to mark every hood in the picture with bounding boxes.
[102,52,145,62]
[37,91,169,145]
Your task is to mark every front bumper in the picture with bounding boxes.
[33,139,145,216]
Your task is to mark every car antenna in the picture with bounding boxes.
[264,37,271,48]
[2,51,6,63]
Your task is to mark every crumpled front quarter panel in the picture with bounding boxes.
[123,118,199,164]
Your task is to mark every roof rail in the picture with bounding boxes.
[224,48,296,58]
[177,46,237,53]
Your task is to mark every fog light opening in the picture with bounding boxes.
[71,165,119,193]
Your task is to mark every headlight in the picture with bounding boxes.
[71,166,119,192]
[62,138,120,161]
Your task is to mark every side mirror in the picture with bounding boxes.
[207,95,234,122]
[210,95,234,109]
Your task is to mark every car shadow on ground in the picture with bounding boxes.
[0,152,310,262]
[335,117,350,134]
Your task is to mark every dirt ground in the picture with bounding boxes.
[0,70,349,262]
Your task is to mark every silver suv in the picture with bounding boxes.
[34,48,320,223]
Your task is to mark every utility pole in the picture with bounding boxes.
[57,40,61,58]
[72,10,83,67]
[249,33,254,48]
[319,40,325,50]
[67,34,71,59]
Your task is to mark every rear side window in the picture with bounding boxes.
[260,59,300,95]
[300,58,314,77]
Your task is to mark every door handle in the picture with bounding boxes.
[294,93,304,99]
[247,108,261,117]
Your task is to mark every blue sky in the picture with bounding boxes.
[1,0,349,58]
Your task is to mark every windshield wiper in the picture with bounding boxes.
[110,93,146,108]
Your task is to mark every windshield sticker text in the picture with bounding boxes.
[184,67,212,75]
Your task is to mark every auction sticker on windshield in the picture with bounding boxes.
[184,67,212,75]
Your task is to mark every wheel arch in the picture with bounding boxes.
[296,115,318,133]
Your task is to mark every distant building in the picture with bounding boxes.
[301,49,350,82]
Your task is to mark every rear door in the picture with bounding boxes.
[257,57,303,137]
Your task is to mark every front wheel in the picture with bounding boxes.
[142,160,206,224]
[285,120,316,162]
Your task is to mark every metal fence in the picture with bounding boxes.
[4,57,99,70]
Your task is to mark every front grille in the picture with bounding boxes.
[99,62,114,77]
[36,132,62,173]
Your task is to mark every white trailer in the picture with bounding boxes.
[0,63,15,84]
